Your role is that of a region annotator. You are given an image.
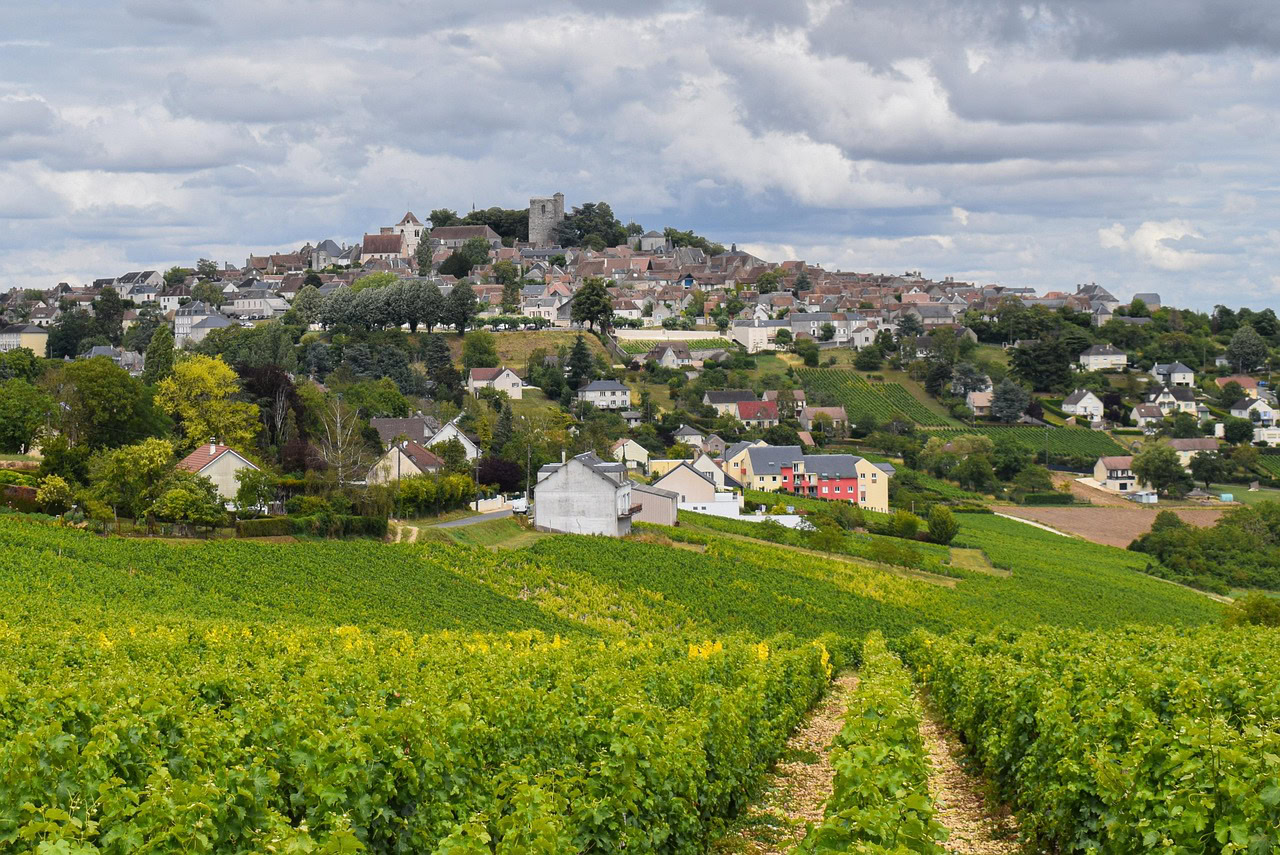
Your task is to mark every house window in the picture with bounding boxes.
[834,486,840,493]
[771,476,777,482]
[822,487,828,494]
[860,492,867,502]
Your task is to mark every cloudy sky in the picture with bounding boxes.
[2,0,1278,309]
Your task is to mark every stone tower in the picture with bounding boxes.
[528,192,565,247]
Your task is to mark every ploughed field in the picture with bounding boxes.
[1,511,1274,853]
[998,504,1226,547]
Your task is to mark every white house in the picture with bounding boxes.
[1062,389,1105,421]
[1151,362,1194,387]
[176,442,259,503]
[1093,456,1142,493]
[533,452,635,537]
[1131,403,1164,430]
[1078,344,1128,371]
[1230,397,1276,425]
[1165,438,1220,468]
[366,442,443,485]
[610,437,650,471]
[577,379,631,410]
[467,366,523,400]
[966,390,993,417]
[427,419,481,461]
[1147,386,1196,415]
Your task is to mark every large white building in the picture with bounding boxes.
[533,452,635,537]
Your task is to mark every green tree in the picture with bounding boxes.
[462,330,499,369]
[291,285,324,326]
[992,434,1033,480]
[571,277,613,332]
[851,345,881,371]
[352,271,398,292]
[142,325,175,385]
[775,328,793,346]
[90,437,176,519]
[92,287,127,345]
[819,322,836,342]
[1132,441,1189,496]
[0,379,53,453]
[1189,451,1228,489]
[444,282,479,333]
[459,237,493,268]
[0,347,40,383]
[927,505,959,545]
[567,335,594,387]
[1226,324,1268,372]
[415,237,435,275]
[990,379,1030,423]
[954,453,996,492]
[439,252,472,278]
[492,403,514,455]
[59,358,165,448]
[195,258,219,279]
[755,270,782,293]
[1217,381,1246,409]
[1223,591,1280,627]
[430,209,461,227]
[35,473,74,515]
[1223,416,1255,445]
[234,467,277,514]
[47,309,96,358]
[794,338,820,367]
[557,202,627,248]
[191,280,226,308]
[155,354,260,451]
[150,471,226,532]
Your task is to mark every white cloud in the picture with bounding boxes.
[1099,219,1217,271]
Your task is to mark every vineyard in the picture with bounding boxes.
[0,508,1258,852]
[1256,454,1280,478]
[797,369,958,427]
[906,625,1280,853]
[620,337,736,355]
[922,425,1128,457]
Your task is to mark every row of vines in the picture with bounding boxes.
[796,369,958,427]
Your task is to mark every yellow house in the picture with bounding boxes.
[0,324,48,356]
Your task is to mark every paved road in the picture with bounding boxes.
[433,508,513,528]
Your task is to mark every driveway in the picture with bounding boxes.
[433,508,513,528]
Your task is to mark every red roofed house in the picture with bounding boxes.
[366,441,444,485]
[177,442,260,503]
[467,366,523,399]
[736,400,779,429]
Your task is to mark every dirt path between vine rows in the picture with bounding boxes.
[919,704,1022,854]
[714,673,859,854]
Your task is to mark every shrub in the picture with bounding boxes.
[927,506,959,545]
[236,517,293,538]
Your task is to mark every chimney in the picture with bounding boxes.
[561,449,566,464]
[209,439,216,454]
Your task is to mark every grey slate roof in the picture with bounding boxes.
[745,445,804,475]
[704,389,757,404]
[579,379,629,392]
[800,454,859,478]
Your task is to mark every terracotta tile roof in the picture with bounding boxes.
[469,367,511,382]
[401,442,443,473]
[736,400,779,420]
[177,443,255,474]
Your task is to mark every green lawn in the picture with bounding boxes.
[1203,484,1280,506]
[435,517,549,550]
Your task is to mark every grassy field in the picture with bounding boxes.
[439,329,609,367]
[424,517,549,550]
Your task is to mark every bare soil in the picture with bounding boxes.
[998,505,1225,548]
[715,673,859,854]
[920,705,1023,854]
